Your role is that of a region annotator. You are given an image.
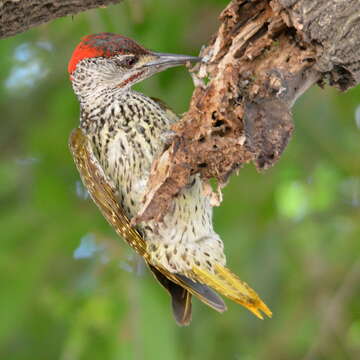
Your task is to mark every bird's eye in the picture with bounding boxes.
[115,56,138,68]
[125,56,138,67]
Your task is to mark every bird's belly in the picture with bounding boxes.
[102,131,153,217]
[97,129,226,274]
[143,177,226,273]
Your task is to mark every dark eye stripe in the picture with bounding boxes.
[115,56,138,68]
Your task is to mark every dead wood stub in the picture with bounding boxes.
[244,98,293,170]
[134,0,359,224]
[133,0,318,224]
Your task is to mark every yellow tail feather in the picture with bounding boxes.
[192,264,272,319]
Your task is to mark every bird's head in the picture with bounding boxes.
[68,33,200,98]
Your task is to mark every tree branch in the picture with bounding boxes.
[0,0,121,39]
[134,0,360,224]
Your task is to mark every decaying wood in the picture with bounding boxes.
[134,0,360,224]
[0,0,121,39]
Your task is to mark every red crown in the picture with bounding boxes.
[68,33,148,75]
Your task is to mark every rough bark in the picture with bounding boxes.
[134,0,360,224]
[0,0,121,39]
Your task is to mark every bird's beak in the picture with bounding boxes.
[145,52,201,69]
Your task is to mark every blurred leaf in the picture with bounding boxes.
[276,181,308,220]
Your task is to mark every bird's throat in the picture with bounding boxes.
[117,70,145,88]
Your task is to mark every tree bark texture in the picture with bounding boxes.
[0,0,120,39]
[134,0,360,224]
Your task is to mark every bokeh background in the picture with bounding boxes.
[1,0,360,359]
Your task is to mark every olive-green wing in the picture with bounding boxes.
[69,127,146,256]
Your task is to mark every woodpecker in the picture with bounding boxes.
[68,33,271,325]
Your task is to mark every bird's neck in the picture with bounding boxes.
[78,86,129,130]
[70,61,134,109]
[78,86,171,138]
[72,75,125,109]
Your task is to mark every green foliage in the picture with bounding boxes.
[0,1,359,359]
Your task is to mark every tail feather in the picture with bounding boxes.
[192,264,272,319]
[148,265,192,326]
[174,274,226,313]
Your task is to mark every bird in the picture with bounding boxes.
[68,32,271,325]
